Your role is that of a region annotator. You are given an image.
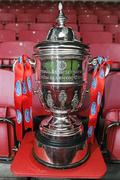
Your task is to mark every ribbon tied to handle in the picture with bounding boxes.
[88,56,111,144]
[13,55,33,141]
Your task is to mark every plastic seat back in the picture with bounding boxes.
[78,9,94,15]
[0,30,16,42]
[66,14,77,23]
[105,24,120,34]
[82,32,113,44]
[78,14,98,24]
[8,8,25,14]
[90,43,120,160]
[90,43,120,60]
[99,15,118,24]
[17,13,36,23]
[79,24,104,33]
[0,70,16,161]
[29,23,53,31]
[5,23,28,33]
[94,10,111,16]
[37,13,56,23]
[0,13,15,23]
[114,32,120,43]
[18,30,47,42]
[0,41,35,68]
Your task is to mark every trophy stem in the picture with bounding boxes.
[45,112,81,137]
[52,112,71,126]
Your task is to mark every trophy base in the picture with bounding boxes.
[32,142,90,169]
[33,121,90,169]
[11,132,107,179]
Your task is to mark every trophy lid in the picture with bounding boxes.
[46,2,75,42]
[34,2,89,57]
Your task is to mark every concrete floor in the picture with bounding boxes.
[0,163,120,180]
[0,163,27,179]
[0,164,71,179]
[0,163,14,177]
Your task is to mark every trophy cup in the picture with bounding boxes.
[33,2,90,169]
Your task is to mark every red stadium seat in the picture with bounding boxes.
[104,74,120,114]
[0,30,16,42]
[78,14,98,24]
[66,14,77,23]
[90,43,120,60]
[0,24,4,30]
[90,43,120,160]
[29,23,78,32]
[114,32,120,43]
[42,9,58,15]
[89,43,120,94]
[64,9,77,15]
[29,23,53,31]
[0,69,48,161]
[0,35,49,116]
[0,70,14,112]
[5,23,28,33]
[18,30,48,42]
[0,13,15,23]
[105,24,120,34]
[78,9,94,15]
[98,15,118,24]
[113,11,120,20]
[103,75,120,160]
[94,10,111,16]
[37,13,56,23]
[79,24,104,33]
[0,41,35,67]
[0,41,35,59]
[17,13,36,23]
[93,6,103,11]
[0,8,8,13]
[82,32,113,44]
[25,8,42,14]
[0,70,16,161]
[8,8,25,14]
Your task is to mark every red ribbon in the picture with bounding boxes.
[88,57,111,144]
[14,55,33,141]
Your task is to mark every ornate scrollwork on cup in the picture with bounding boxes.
[46,91,54,108]
[58,90,67,108]
[71,90,79,110]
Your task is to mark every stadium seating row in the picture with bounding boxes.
[0,13,119,24]
[0,30,120,43]
[0,23,120,35]
[0,3,120,15]
[1,23,120,35]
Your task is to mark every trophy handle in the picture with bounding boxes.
[78,56,89,109]
[30,55,50,112]
[31,55,43,100]
[88,56,110,77]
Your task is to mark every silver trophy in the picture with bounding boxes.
[33,2,90,169]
